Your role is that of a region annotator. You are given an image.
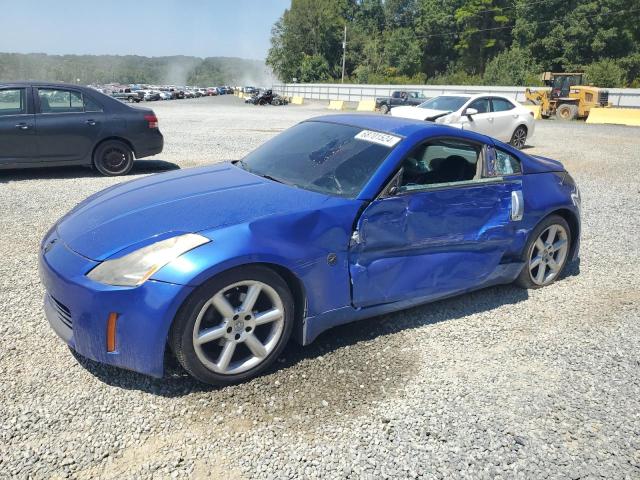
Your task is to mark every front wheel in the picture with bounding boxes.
[556,103,578,121]
[93,140,134,176]
[380,104,390,114]
[169,266,294,385]
[515,215,571,289]
[510,125,528,149]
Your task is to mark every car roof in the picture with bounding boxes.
[0,81,88,89]
[307,114,447,137]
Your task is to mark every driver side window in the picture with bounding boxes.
[467,97,490,114]
[399,139,482,191]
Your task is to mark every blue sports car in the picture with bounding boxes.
[40,115,581,385]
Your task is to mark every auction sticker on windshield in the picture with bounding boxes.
[355,130,401,147]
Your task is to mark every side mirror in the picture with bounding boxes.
[388,185,399,196]
[464,107,478,117]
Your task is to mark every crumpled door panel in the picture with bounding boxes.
[350,181,520,308]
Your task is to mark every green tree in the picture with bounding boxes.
[584,59,626,87]
[266,0,355,81]
[454,0,512,73]
[483,46,540,85]
[299,54,331,82]
[415,0,462,77]
[383,28,422,77]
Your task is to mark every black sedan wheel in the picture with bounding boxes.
[169,266,294,386]
[510,125,528,149]
[93,140,134,176]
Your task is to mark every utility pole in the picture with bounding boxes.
[341,24,347,83]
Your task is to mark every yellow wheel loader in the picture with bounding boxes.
[525,72,609,120]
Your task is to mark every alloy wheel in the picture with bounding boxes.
[192,280,285,375]
[512,127,527,149]
[528,224,569,286]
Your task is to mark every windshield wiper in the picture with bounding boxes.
[259,174,288,185]
[426,111,452,121]
[233,159,249,170]
[234,161,294,187]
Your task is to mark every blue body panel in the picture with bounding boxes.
[40,115,580,378]
[39,232,193,377]
[350,179,522,307]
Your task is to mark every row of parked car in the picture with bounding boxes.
[106,85,235,103]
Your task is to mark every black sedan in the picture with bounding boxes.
[0,82,163,176]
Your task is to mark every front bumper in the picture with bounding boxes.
[39,232,193,378]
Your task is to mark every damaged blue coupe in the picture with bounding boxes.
[40,115,581,385]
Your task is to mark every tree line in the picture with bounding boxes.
[266,0,640,87]
[0,53,269,86]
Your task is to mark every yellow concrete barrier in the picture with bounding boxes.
[586,107,640,127]
[522,104,542,120]
[291,96,304,105]
[357,99,376,112]
[327,100,345,111]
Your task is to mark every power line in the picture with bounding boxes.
[414,7,640,40]
[439,0,555,21]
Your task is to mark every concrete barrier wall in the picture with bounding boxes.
[272,83,640,108]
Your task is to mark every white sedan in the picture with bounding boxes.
[390,94,535,149]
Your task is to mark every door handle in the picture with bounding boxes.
[15,123,29,130]
[86,120,96,126]
[511,190,524,221]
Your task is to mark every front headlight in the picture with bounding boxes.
[86,233,210,287]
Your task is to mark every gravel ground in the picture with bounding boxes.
[1,95,639,479]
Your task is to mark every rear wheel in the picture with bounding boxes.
[510,125,528,149]
[556,103,578,121]
[93,140,134,176]
[169,266,294,385]
[515,215,571,289]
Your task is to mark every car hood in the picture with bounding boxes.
[56,163,333,261]
[390,106,451,121]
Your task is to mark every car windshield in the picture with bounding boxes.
[237,121,398,198]
[418,96,469,111]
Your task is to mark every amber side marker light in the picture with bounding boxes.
[106,313,119,352]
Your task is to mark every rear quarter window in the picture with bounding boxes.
[490,148,522,176]
[492,98,516,112]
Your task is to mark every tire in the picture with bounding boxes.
[128,97,135,103]
[380,104,390,114]
[556,103,578,121]
[515,215,572,289]
[169,266,294,386]
[510,125,528,149]
[93,140,134,176]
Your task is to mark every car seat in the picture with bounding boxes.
[39,96,51,113]
[435,155,476,183]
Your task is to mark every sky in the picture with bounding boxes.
[0,0,290,60]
